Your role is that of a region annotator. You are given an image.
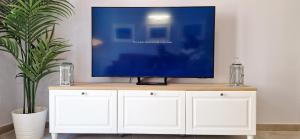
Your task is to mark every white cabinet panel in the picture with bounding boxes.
[49,90,117,133]
[118,90,185,134]
[186,91,256,135]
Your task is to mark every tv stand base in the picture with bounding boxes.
[136,77,167,85]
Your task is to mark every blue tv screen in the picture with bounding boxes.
[92,7,215,77]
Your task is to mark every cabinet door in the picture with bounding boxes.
[49,90,117,133]
[186,91,256,135]
[118,90,186,134]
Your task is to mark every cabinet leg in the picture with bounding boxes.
[51,133,58,139]
[247,135,255,139]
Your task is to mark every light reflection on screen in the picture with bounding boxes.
[92,7,215,77]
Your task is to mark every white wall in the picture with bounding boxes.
[237,0,300,123]
[26,0,300,124]
[0,53,17,126]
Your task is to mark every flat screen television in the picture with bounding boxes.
[92,7,215,78]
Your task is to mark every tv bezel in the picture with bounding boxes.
[91,6,216,78]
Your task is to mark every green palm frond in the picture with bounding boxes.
[25,38,70,81]
[0,0,16,32]
[0,0,15,19]
[0,37,20,61]
[0,0,74,113]
[3,0,74,43]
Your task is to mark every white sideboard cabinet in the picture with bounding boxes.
[118,90,186,134]
[49,83,256,139]
[49,90,117,137]
[186,91,256,136]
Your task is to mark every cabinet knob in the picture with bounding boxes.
[82,92,87,95]
[150,92,154,96]
[220,93,224,96]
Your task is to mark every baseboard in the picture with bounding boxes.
[257,124,300,131]
[1,123,300,134]
[0,124,13,135]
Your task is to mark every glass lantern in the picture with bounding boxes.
[230,57,244,86]
[60,62,74,86]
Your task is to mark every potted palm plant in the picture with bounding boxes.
[0,0,73,138]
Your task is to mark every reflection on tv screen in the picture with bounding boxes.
[92,7,215,78]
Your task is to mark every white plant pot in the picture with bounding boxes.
[12,107,47,139]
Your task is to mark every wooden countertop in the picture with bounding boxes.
[48,83,257,91]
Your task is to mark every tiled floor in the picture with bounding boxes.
[1,131,300,139]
